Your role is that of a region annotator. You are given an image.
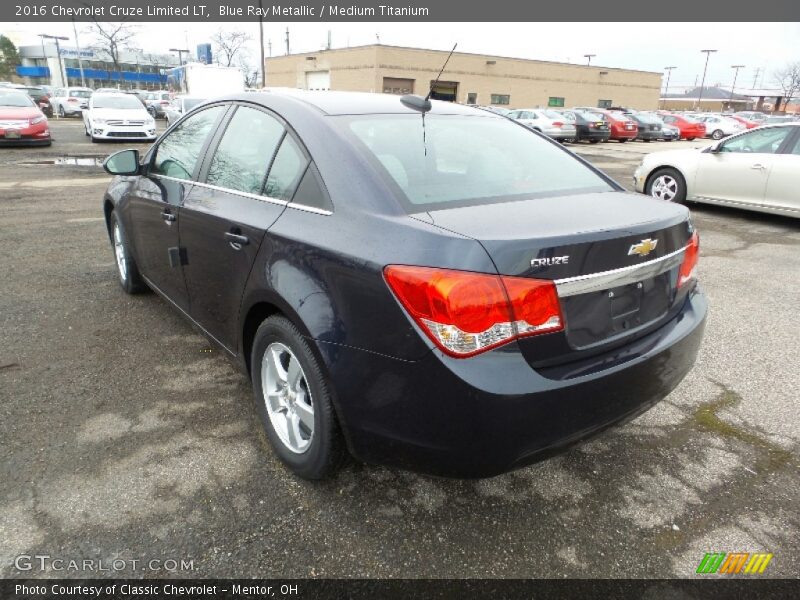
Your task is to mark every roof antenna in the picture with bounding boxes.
[426,43,457,102]
[400,42,457,113]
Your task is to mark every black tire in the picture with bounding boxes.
[712,129,724,140]
[618,138,627,143]
[589,139,600,144]
[687,137,696,141]
[251,315,345,479]
[646,167,687,204]
[109,212,147,294]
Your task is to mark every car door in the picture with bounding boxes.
[125,104,228,311]
[179,104,307,351]
[692,127,795,207]
[763,128,800,213]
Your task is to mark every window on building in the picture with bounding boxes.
[598,99,613,108]
[548,97,565,108]
[490,94,510,105]
[467,93,477,104]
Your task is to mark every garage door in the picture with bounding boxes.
[383,77,415,95]
[305,71,330,91]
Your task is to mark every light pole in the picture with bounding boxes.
[169,48,189,66]
[39,34,69,87]
[729,64,745,109]
[696,49,717,110]
[584,54,596,66]
[662,66,677,109]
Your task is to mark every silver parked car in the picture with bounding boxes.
[634,124,799,218]
[164,95,207,125]
[507,108,578,141]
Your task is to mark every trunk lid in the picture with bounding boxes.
[422,191,694,366]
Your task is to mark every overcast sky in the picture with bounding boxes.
[6,21,799,89]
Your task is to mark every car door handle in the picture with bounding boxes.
[161,210,176,222]
[751,164,766,170]
[225,232,249,248]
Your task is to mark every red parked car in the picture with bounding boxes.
[659,113,706,141]
[0,91,51,146]
[600,110,638,142]
[725,114,760,129]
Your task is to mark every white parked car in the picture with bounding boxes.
[692,114,745,140]
[506,108,578,141]
[82,93,156,142]
[50,86,92,117]
[634,124,800,218]
[164,96,207,125]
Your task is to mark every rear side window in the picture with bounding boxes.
[152,105,226,181]
[264,135,308,201]
[206,106,284,194]
[339,114,613,210]
[291,164,332,212]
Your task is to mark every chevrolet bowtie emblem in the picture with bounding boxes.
[628,238,658,257]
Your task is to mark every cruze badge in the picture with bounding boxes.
[628,239,658,257]
[531,256,569,268]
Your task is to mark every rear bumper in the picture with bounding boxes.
[578,130,610,141]
[611,129,638,140]
[637,130,661,140]
[319,287,707,478]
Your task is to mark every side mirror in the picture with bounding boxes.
[103,149,140,176]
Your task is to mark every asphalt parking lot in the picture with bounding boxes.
[1,118,798,579]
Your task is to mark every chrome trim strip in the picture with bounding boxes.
[287,203,333,216]
[189,180,290,206]
[554,246,686,297]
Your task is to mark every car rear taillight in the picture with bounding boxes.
[160,100,170,105]
[552,121,563,127]
[67,97,79,103]
[384,266,563,357]
[678,232,699,288]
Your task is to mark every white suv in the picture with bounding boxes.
[50,87,92,117]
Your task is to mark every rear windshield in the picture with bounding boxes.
[637,114,663,124]
[69,89,92,98]
[337,113,614,210]
[0,92,35,107]
[579,111,605,121]
[93,95,144,109]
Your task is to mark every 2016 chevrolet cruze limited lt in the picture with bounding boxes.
[101,91,707,479]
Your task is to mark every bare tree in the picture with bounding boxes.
[773,61,800,112]
[86,21,139,84]
[238,55,259,88]
[211,29,252,67]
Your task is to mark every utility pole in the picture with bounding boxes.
[696,49,717,110]
[71,18,86,87]
[751,67,761,89]
[662,66,677,109]
[258,0,265,87]
[729,64,745,109]
[285,28,290,55]
[584,54,596,66]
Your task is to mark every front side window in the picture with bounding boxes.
[548,97,565,107]
[206,106,284,194]
[720,127,793,154]
[339,113,614,211]
[152,105,226,181]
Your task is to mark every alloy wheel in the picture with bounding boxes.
[262,343,314,453]
[113,222,127,282]
[650,175,679,202]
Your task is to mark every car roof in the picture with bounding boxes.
[221,89,490,117]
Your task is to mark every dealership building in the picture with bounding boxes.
[264,44,662,110]
[15,44,180,89]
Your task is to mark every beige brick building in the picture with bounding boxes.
[264,44,662,110]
